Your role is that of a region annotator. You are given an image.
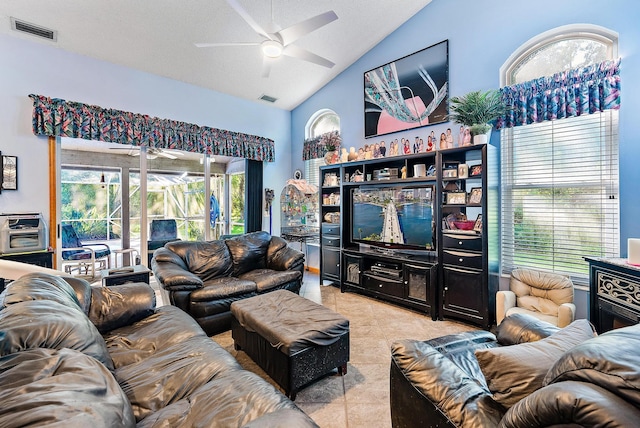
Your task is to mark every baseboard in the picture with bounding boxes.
[306,266,319,274]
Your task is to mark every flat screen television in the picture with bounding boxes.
[351,185,435,251]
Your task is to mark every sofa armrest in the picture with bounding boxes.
[496,290,516,325]
[152,248,203,291]
[390,339,504,428]
[500,381,640,427]
[557,302,576,328]
[267,237,305,271]
[88,282,156,333]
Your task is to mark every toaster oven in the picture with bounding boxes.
[0,213,48,254]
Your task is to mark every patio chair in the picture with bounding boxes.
[147,219,180,265]
[61,223,111,278]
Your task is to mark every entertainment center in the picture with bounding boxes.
[319,144,498,328]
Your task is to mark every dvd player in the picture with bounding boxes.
[371,264,402,278]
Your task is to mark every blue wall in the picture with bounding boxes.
[291,0,640,318]
[0,33,291,235]
[292,0,640,256]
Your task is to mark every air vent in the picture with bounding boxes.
[259,94,278,103]
[11,18,57,41]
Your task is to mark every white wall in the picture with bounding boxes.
[0,33,291,235]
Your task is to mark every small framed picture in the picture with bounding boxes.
[468,187,482,204]
[474,214,483,232]
[469,164,482,177]
[445,213,457,229]
[442,168,458,178]
[446,191,466,205]
[458,163,469,179]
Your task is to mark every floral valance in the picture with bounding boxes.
[498,58,621,129]
[29,94,275,162]
[302,130,342,161]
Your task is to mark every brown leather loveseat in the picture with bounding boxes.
[151,231,305,335]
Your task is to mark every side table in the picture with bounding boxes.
[101,265,150,287]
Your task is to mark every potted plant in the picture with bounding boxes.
[448,89,504,145]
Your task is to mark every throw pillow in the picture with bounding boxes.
[474,318,595,408]
[544,322,640,407]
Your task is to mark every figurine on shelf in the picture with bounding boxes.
[348,146,358,161]
[401,166,407,179]
[340,147,349,162]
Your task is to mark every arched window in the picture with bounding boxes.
[500,25,619,283]
[304,109,340,186]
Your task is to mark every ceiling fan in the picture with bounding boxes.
[195,0,338,77]
[109,146,185,160]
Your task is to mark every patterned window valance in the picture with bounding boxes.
[302,130,342,161]
[29,94,275,162]
[498,58,621,129]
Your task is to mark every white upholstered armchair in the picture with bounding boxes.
[496,268,576,327]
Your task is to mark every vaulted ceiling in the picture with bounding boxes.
[1,0,431,110]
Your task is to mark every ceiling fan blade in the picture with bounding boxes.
[283,44,335,68]
[225,0,270,40]
[261,56,275,78]
[194,42,260,48]
[277,11,338,46]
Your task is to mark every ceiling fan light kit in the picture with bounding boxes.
[261,39,283,58]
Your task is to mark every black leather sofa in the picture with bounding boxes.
[0,272,317,427]
[390,313,640,427]
[151,231,305,335]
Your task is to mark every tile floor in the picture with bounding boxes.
[208,272,477,428]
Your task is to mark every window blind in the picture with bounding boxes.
[305,158,325,188]
[500,110,619,284]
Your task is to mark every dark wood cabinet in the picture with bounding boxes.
[319,146,496,328]
[342,249,437,317]
[319,166,342,285]
[0,250,54,292]
[585,257,640,333]
[437,145,497,328]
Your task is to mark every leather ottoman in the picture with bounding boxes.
[230,289,350,400]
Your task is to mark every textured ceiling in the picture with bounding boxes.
[0,0,431,110]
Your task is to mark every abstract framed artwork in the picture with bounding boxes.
[364,39,449,139]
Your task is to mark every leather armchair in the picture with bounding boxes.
[496,268,575,327]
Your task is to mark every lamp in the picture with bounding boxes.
[261,40,283,58]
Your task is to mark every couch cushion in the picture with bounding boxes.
[1,272,83,312]
[0,299,114,371]
[191,277,257,301]
[474,318,595,408]
[104,306,243,422]
[239,269,301,293]
[543,322,640,407]
[0,348,135,428]
[165,240,233,281]
[136,369,313,428]
[225,231,271,277]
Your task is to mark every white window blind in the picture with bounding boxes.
[305,157,325,188]
[500,110,619,284]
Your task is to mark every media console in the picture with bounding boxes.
[319,145,497,328]
[342,248,438,319]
